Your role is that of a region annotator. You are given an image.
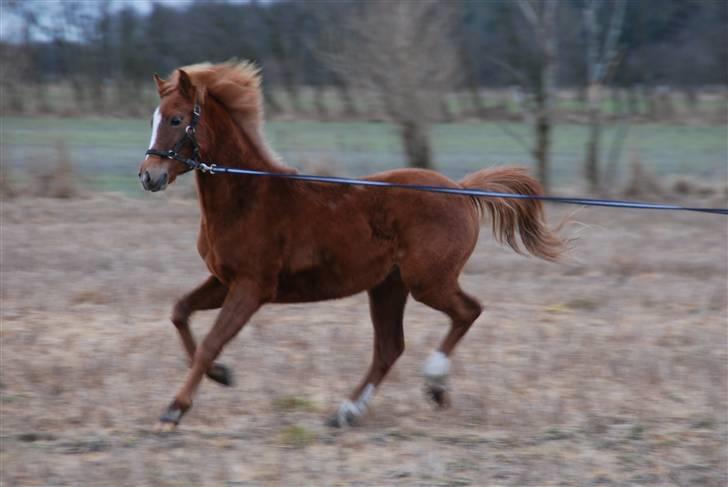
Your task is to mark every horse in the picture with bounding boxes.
[138,61,565,430]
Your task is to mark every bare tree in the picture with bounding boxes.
[319,0,459,169]
[583,0,626,193]
[514,0,559,192]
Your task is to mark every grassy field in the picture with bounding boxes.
[1,114,726,484]
[2,116,726,195]
[1,196,726,485]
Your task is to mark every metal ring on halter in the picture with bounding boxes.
[199,163,216,174]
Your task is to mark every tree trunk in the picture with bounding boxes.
[439,94,454,122]
[334,78,358,118]
[399,120,433,169]
[71,77,86,114]
[313,86,328,120]
[534,109,551,192]
[532,0,558,193]
[584,83,603,192]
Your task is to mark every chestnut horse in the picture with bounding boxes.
[138,62,565,430]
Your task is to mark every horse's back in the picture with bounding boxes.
[365,168,459,188]
[365,168,480,237]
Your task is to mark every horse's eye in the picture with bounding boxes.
[170,116,182,126]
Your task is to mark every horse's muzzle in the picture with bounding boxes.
[140,170,168,192]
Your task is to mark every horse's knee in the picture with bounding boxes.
[461,297,482,325]
[171,300,190,328]
[450,291,481,326]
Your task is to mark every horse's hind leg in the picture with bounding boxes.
[172,276,233,386]
[327,268,409,427]
[411,282,482,408]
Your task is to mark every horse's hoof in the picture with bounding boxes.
[325,411,355,428]
[425,385,451,409]
[153,421,177,433]
[206,363,234,386]
[157,400,188,430]
[325,399,364,428]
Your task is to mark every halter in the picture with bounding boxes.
[144,103,215,172]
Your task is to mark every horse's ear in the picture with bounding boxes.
[177,69,195,100]
[153,73,168,94]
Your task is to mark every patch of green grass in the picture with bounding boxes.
[689,418,715,430]
[1,393,25,404]
[279,425,316,448]
[272,395,318,412]
[629,423,646,441]
[539,426,573,442]
[566,297,602,311]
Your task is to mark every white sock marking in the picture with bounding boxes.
[423,351,450,379]
[355,383,375,411]
[336,383,376,425]
[145,106,161,160]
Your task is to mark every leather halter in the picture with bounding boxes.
[144,103,211,171]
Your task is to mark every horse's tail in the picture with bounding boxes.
[460,167,566,262]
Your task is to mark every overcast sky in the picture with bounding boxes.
[0,0,254,42]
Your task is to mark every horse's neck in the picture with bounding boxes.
[194,101,291,220]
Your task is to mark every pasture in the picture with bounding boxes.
[2,116,726,195]
[1,188,726,485]
[1,113,727,485]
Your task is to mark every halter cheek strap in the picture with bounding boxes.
[145,103,213,172]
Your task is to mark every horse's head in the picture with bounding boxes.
[138,70,201,192]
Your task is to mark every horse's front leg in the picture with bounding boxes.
[157,280,263,430]
[172,275,233,386]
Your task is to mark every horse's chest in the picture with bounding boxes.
[196,226,254,284]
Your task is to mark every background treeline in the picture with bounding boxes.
[2,0,726,119]
[2,0,726,194]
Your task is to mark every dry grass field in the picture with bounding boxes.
[1,192,726,486]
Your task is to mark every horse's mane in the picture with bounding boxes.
[171,61,263,127]
[169,61,287,169]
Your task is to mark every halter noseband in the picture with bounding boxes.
[144,103,214,172]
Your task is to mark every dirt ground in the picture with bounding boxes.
[1,192,726,486]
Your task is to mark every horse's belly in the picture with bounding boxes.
[274,251,395,303]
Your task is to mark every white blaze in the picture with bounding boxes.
[145,106,161,159]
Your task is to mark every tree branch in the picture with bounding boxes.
[516,0,539,27]
[596,0,626,83]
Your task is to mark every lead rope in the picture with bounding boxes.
[192,164,727,215]
[145,108,728,216]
